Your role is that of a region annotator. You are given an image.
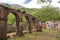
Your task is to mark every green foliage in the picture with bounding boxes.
[7,6,60,23]
[2,3,60,23]
[33,6,59,22]
[22,16,26,24]
[7,13,16,24]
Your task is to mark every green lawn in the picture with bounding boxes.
[8,29,60,40]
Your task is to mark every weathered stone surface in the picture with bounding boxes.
[0,5,42,40]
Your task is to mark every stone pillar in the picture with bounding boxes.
[0,18,7,40]
[18,18,23,36]
[0,6,7,40]
[25,15,32,33]
[34,20,42,32]
[16,19,19,35]
[25,21,29,32]
[28,17,32,33]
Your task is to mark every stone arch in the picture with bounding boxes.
[6,10,20,35]
[33,18,42,32]
[21,11,42,32]
[6,7,24,36]
[0,5,42,40]
[0,5,23,40]
[21,11,32,33]
[28,15,42,32]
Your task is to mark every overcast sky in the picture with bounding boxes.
[0,0,60,8]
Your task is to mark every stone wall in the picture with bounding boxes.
[7,24,16,33]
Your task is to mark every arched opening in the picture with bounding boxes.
[7,12,20,38]
[31,18,36,31]
[22,16,33,33]
[7,13,16,33]
[22,16,27,33]
[21,11,32,33]
[25,16,32,33]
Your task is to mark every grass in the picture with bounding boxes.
[8,28,60,40]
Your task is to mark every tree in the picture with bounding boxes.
[7,13,16,24]
[33,5,59,22]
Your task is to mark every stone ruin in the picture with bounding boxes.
[0,5,42,40]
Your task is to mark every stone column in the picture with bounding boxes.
[18,18,23,36]
[25,15,32,33]
[16,19,19,35]
[28,17,32,33]
[0,18,7,40]
[25,21,29,32]
[0,6,7,40]
[34,20,42,32]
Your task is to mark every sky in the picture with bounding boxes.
[24,0,32,4]
[0,0,60,8]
